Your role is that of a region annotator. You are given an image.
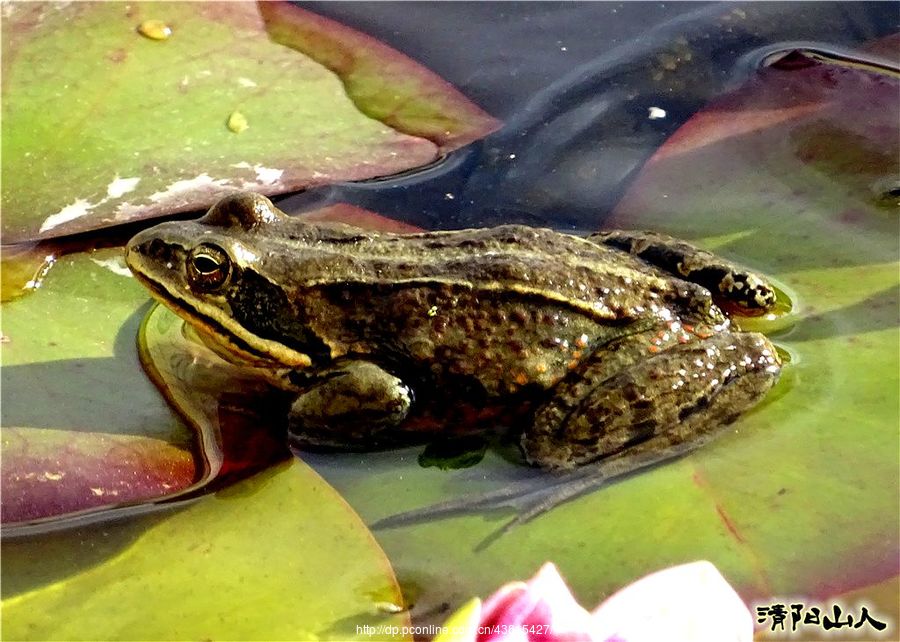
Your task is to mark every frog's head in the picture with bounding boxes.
[125,192,330,370]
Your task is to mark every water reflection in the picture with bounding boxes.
[291,2,897,230]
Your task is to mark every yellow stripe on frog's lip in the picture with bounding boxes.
[130,269,313,369]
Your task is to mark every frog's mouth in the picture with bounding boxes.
[183,315,276,368]
[130,267,312,370]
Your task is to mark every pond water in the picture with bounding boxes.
[2,2,898,640]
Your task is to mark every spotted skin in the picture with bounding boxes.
[125,192,783,472]
[593,230,777,311]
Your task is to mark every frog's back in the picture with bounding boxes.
[269,223,713,395]
[272,222,689,322]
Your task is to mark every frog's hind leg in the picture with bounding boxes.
[374,331,780,547]
[590,230,776,312]
[523,330,781,470]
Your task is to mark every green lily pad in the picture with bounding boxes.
[1,1,499,243]
[289,47,898,628]
[1,459,411,641]
[0,242,295,526]
[0,248,201,524]
[1,238,410,639]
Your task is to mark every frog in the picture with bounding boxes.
[125,192,781,472]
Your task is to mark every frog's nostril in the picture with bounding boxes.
[147,238,167,257]
[125,234,174,271]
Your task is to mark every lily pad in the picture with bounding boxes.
[1,1,499,243]
[0,242,295,526]
[0,249,200,524]
[258,2,500,152]
[1,459,411,641]
[1,236,410,640]
[603,47,900,607]
[289,46,898,629]
[1,426,195,525]
[2,26,896,642]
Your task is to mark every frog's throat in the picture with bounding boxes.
[132,269,313,369]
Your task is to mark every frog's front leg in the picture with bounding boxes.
[288,360,413,449]
[591,230,777,311]
[523,329,781,470]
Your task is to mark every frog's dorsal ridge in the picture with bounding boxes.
[199,192,286,231]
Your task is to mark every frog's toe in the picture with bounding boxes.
[593,229,777,312]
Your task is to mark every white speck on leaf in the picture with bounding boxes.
[40,198,96,232]
[114,202,144,220]
[237,164,284,190]
[147,174,231,203]
[91,256,132,277]
[253,165,283,184]
[106,176,140,199]
[237,77,257,88]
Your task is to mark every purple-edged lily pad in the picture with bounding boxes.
[1,1,499,243]
[1,427,195,524]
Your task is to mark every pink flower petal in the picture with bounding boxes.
[591,561,753,642]
[477,563,595,642]
[481,583,530,627]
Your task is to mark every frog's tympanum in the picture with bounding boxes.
[126,193,780,471]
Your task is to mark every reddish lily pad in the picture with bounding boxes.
[1,1,499,243]
[1,427,195,524]
[299,201,424,233]
[0,245,289,526]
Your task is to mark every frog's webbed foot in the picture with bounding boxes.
[288,360,414,450]
[374,330,781,549]
[591,230,776,312]
[370,444,694,551]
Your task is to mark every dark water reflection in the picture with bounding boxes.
[285,1,898,230]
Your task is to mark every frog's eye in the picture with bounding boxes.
[187,243,231,291]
